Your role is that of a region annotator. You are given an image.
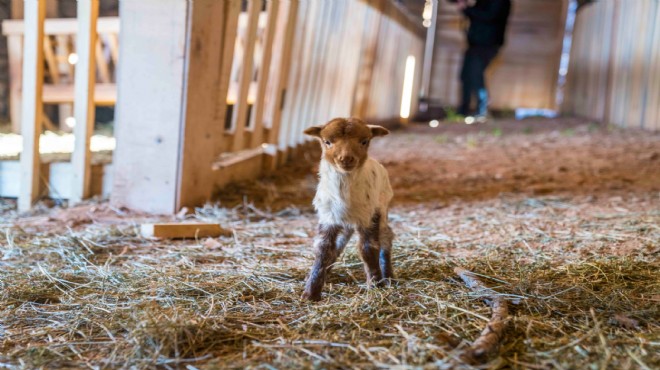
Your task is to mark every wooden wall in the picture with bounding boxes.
[429,0,567,110]
[111,0,424,213]
[562,0,660,131]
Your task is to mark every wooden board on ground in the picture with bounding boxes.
[140,223,233,239]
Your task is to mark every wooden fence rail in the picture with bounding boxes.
[562,0,660,131]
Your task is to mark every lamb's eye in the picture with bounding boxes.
[361,139,369,146]
[324,140,331,146]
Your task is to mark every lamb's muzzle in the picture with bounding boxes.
[302,117,394,301]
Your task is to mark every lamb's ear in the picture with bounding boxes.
[368,125,389,138]
[304,126,323,138]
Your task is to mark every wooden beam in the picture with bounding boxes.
[360,0,425,39]
[18,0,46,212]
[70,0,99,204]
[140,223,232,239]
[42,83,116,105]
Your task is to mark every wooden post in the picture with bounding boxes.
[70,0,99,204]
[18,0,46,212]
[112,0,227,213]
[177,0,230,209]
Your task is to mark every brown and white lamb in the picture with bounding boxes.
[302,117,394,301]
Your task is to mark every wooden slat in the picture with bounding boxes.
[18,0,46,211]
[644,3,660,131]
[7,35,23,133]
[70,0,99,204]
[107,33,119,64]
[352,6,381,117]
[289,0,328,147]
[603,0,620,124]
[298,0,332,136]
[43,36,60,84]
[95,37,111,83]
[249,0,279,149]
[2,17,119,36]
[213,0,241,156]
[229,0,262,151]
[279,0,318,152]
[265,0,300,159]
[55,34,74,78]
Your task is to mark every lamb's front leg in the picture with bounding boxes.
[303,224,341,301]
[358,212,384,287]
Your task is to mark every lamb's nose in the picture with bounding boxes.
[339,156,356,166]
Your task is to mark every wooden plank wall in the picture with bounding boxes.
[429,0,567,110]
[562,0,660,131]
[110,0,424,213]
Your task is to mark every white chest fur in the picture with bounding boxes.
[313,158,393,228]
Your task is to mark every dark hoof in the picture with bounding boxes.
[302,290,322,302]
[378,278,395,288]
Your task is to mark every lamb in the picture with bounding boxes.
[301,117,394,301]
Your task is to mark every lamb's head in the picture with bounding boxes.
[304,117,389,173]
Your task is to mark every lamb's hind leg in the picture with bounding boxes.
[358,212,383,287]
[379,219,395,282]
[303,224,341,301]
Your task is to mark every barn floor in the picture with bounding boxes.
[1,118,659,369]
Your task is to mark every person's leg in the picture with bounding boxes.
[475,47,500,118]
[459,47,476,116]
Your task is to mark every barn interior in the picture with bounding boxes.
[0,0,658,368]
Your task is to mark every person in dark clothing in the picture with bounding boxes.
[456,0,511,119]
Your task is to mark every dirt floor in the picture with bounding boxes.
[0,117,658,369]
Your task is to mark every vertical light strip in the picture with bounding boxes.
[400,55,416,119]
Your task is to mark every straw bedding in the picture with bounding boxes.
[1,118,658,369]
